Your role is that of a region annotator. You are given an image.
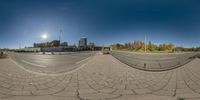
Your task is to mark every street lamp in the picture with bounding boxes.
[145,34,147,53]
[41,33,48,54]
[41,33,48,47]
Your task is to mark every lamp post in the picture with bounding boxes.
[19,43,21,49]
[41,33,48,54]
[173,45,176,53]
[42,33,48,46]
[59,30,62,44]
[145,34,147,53]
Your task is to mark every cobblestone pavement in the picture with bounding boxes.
[0,52,200,100]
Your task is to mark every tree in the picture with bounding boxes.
[111,43,124,50]
[88,42,95,50]
[111,40,179,52]
[166,43,174,52]
[148,41,157,51]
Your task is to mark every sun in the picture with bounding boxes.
[41,34,48,39]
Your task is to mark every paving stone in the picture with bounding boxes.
[31,89,56,95]
[176,88,193,94]
[53,89,77,97]
[79,93,120,100]
[113,84,126,90]
[99,87,116,94]
[0,94,10,98]
[8,90,32,96]
[1,83,12,89]
[35,85,49,90]
[0,52,200,100]
[126,84,139,89]
[112,94,176,100]
[78,89,98,94]
[78,82,91,89]
[10,85,23,91]
[153,90,174,96]
[176,93,200,99]
[134,88,152,94]
[112,90,135,95]
[90,83,105,90]
[1,95,79,100]
[23,85,37,91]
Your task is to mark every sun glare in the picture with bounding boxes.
[41,34,48,39]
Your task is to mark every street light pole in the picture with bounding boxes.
[174,45,176,53]
[145,35,147,53]
[59,30,62,43]
[19,43,21,49]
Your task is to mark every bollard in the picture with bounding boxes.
[144,63,146,68]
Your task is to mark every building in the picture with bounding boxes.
[61,45,78,51]
[88,42,95,46]
[34,40,60,48]
[78,37,87,48]
[94,46,102,50]
[60,42,68,47]
[33,43,46,48]
[16,47,41,52]
[51,40,60,47]
[88,42,95,50]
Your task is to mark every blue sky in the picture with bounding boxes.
[0,0,200,48]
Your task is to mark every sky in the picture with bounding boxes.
[0,0,200,48]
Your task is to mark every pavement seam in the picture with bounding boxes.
[172,70,178,97]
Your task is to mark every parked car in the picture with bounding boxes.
[102,47,110,54]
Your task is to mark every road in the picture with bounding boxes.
[8,51,97,74]
[110,51,198,71]
[0,51,200,100]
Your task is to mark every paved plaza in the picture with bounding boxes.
[0,52,200,100]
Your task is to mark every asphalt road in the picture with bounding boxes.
[8,51,97,74]
[110,51,199,71]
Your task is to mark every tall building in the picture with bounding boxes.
[79,37,87,48]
